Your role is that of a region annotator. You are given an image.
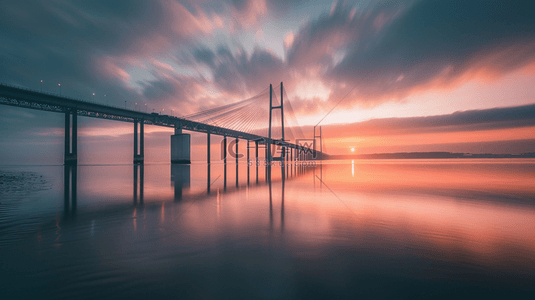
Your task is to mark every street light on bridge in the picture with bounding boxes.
[40,80,43,92]
[58,83,61,96]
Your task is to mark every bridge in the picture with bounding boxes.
[0,82,324,165]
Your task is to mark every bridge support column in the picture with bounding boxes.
[140,121,144,161]
[64,110,77,165]
[235,138,239,188]
[133,120,144,164]
[207,133,211,164]
[222,136,227,163]
[171,127,191,164]
[265,143,269,182]
[247,140,250,186]
[223,136,227,190]
[255,141,259,184]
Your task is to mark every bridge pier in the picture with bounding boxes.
[223,135,227,191]
[171,127,191,164]
[235,138,239,188]
[133,120,144,164]
[207,133,211,164]
[255,141,259,184]
[64,110,77,165]
[247,140,250,186]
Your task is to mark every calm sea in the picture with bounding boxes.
[1,159,534,299]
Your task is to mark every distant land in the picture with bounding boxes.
[326,152,535,160]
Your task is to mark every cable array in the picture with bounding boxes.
[183,84,305,143]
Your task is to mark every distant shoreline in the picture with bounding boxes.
[326,152,535,160]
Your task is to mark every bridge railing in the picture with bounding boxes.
[0,83,138,112]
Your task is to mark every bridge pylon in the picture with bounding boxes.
[268,82,285,163]
[313,125,323,160]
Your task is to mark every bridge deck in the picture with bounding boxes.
[0,84,303,149]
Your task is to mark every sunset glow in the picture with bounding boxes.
[0,0,534,164]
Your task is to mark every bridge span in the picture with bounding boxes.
[0,83,320,165]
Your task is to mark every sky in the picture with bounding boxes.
[0,0,534,164]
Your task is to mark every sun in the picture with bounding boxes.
[350,147,355,152]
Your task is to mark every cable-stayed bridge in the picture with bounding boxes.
[0,82,324,165]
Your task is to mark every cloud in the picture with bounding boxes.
[226,0,268,30]
[192,45,285,96]
[286,0,535,109]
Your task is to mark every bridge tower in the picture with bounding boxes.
[268,82,285,162]
[314,125,323,160]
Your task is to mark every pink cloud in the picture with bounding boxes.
[229,0,268,30]
[283,32,294,49]
[164,0,222,37]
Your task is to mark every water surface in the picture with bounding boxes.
[1,159,534,299]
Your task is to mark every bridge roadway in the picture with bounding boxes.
[0,83,312,164]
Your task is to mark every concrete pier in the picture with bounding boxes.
[64,111,77,165]
[223,136,227,190]
[247,140,250,186]
[255,141,259,184]
[207,133,211,164]
[134,120,144,164]
[171,127,191,164]
[235,138,239,188]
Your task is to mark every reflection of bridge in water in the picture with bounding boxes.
[61,161,319,222]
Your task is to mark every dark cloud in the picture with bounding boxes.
[286,0,407,70]
[193,45,284,95]
[286,0,535,107]
[0,0,215,104]
[142,78,178,101]
[139,74,203,115]
[193,47,216,68]
[332,0,535,99]
[228,0,248,11]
